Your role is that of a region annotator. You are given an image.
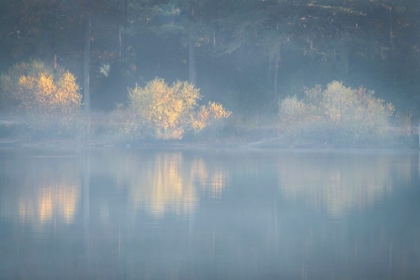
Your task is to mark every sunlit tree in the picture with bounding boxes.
[0,60,82,114]
[128,78,230,139]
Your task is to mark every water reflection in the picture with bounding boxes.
[0,150,230,225]
[0,149,418,279]
[0,154,80,226]
[19,183,79,225]
[89,151,229,218]
[278,152,416,217]
[127,153,199,217]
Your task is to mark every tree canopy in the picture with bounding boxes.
[0,0,419,115]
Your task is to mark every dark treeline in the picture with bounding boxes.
[0,0,419,113]
[0,0,419,121]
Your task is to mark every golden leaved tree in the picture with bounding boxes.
[0,60,82,115]
[128,78,230,140]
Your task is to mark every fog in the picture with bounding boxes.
[0,0,419,148]
[0,1,420,279]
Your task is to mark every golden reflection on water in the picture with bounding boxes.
[134,153,198,217]
[0,150,418,279]
[1,156,80,226]
[19,184,79,224]
[0,151,229,225]
[93,151,228,218]
[278,153,413,216]
[127,153,227,217]
[1,150,415,226]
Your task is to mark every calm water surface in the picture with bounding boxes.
[0,148,419,279]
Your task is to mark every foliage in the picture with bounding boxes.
[0,60,82,114]
[0,1,418,146]
[279,81,394,146]
[0,60,82,139]
[192,102,231,131]
[128,78,230,140]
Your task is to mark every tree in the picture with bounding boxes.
[127,78,230,139]
[279,81,394,145]
[0,60,82,114]
[1,0,418,118]
[128,0,216,85]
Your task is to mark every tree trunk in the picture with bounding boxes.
[273,48,280,99]
[273,60,278,98]
[388,7,397,86]
[118,26,122,62]
[188,33,196,85]
[338,37,349,80]
[84,15,91,114]
[118,0,127,62]
[124,0,128,28]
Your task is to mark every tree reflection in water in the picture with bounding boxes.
[277,152,414,217]
[0,149,418,280]
[92,151,229,218]
[1,154,80,227]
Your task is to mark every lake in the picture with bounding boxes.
[0,148,419,279]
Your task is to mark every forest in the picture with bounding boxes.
[0,0,419,147]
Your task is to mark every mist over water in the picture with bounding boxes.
[0,149,419,279]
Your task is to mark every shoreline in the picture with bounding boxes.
[0,136,417,151]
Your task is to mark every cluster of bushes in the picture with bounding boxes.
[0,60,82,138]
[0,60,414,147]
[278,81,395,146]
[0,60,231,142]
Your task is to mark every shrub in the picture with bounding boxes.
[0,60,82,115]
[128,78,230,140]
[0,60,82,138]
[192,102,231,131]
[279,81,394,146]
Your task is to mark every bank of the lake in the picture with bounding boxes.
[0,133,418,150]
[1,117,418,149]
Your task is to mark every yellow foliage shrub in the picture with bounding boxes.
[0,60,82,138]
[128,78,230,140]
[192,102,231,131]
[0,60,82,115]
